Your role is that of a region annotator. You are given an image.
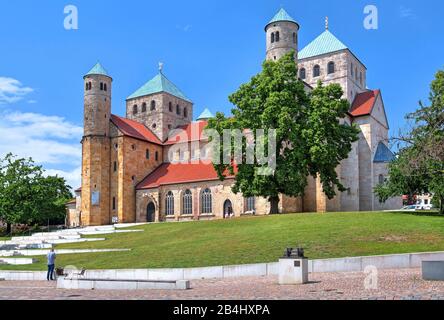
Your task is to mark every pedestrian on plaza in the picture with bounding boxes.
[46,249,56,281]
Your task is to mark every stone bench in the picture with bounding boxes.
[57,277,190,290]
[422,261,444,281]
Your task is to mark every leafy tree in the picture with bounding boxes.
[376,69,444,214]
[207,51,359,213]
[0,153,72,234]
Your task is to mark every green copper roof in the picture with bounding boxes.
[127,72,192,102]
[374,142,395,163]
[197,108,214,120]
[85,62,110,77]
[266,8,298,28]
[299,30,348,60]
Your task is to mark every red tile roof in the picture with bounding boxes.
[111,114,163,145]
[164,121,208,145]
[350,89,380,117]
[136,162,235,190]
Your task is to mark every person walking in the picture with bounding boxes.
[46,249,56,281]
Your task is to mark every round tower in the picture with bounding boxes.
[81,62,112,226]
[265,8,299,62]
[83,62,112,137]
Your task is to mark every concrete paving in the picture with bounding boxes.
[0,268,443,300]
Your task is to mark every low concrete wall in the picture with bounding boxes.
[57,278,190,290]
[0,258,37,265]
[1,251,443,281]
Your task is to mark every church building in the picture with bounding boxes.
[70,9,401,227]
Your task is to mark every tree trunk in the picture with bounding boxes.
[269,196,280,214]
[6,223,11,235]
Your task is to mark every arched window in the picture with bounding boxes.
[150,100,156,111]
[299,68,306,80]
[176,104,180,115]
[245,197,255,212]
[271,33,275,43]
[104,83,107,91]
[165,191,174,216]
[313,65,320,77]
[275,31,280,42]
[183,107,188,118]
[141,102,147,112]
[201,188,212,214]
[182,190,193,215]
[328,61,335,74]
[379,174,385,185]
[169,102,173,112]
[100,82,104,91]
[133,105,138,115]
[293,32,297,44]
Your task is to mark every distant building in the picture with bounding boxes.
[72,9,401,226]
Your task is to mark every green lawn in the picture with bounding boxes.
[2,211,444,271]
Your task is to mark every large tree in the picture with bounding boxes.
[376,69,444,214]
[0,153,72,234]
[207,51,359,213]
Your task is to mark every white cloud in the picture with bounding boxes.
[0,77,34,104]
[0,110,82,190]
[45,166,81,191]
[400,6,416,19]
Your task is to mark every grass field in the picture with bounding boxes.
[1,211,444,271]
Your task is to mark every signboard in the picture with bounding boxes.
[91,191,100,206]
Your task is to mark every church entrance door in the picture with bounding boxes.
[147,202,155,222]
[223,200,233,219]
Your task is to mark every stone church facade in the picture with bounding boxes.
[72,9,401,227]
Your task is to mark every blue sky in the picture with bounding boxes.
[0,0,442,189]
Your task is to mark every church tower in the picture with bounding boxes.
[81,62,112,226]
[265,8,300,62]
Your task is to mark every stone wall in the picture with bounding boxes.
[126,92,193,142]
[136,179,272,223]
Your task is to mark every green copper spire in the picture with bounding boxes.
[266,8,298,29]
[84,62,110,78]
[197,108,214,121]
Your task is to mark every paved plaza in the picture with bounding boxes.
[0,268,443,300]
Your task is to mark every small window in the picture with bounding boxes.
[165,191,174,216]
[183,190,193,215]
[299,68,306,80]
[271,32,275,43]
[155,151,159,161]
[378,174,384,185]
[169,102,173,112]
[183,107,188,118]
[275,31,280,42]
[146,149,150,160]
[176,104,180,115]
[201,188,212,214]
[245,197,255,212]
[328,61,335,74]
[150,100,156,111]
[133,105,138,115]
[104,83,107,91]
[313,65,320,78]
[141,103,147,112]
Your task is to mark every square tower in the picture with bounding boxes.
[126,68,193,142]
